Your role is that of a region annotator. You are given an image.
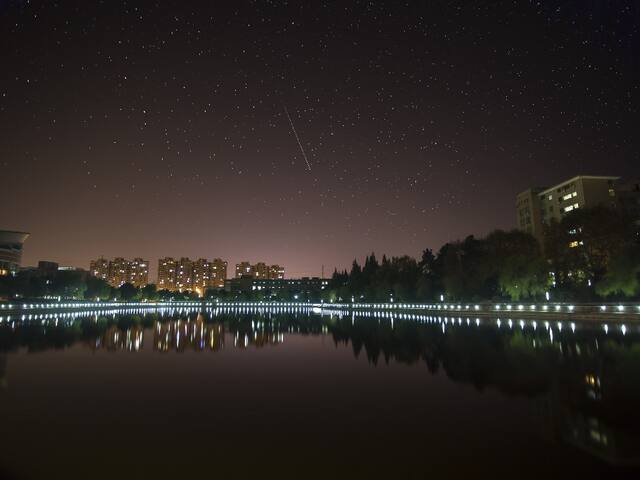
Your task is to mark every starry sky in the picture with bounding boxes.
[0,0,638,279]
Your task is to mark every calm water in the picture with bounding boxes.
[1,306,639,479]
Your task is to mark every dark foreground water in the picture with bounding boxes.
[1,306,640,479]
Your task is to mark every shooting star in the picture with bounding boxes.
[284,106,312,171]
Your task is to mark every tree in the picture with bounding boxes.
[118,282,139,301]
[545,206,632,292]
[141,283,158,301]
[52,270,87,299]
[485,230,549,301]
[85,277,112,301]
[596,244,640,298]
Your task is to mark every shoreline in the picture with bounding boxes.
[1,300,640,323]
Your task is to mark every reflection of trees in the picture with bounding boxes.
[330,318,558,395]
[3,310,640,463]
[329,315,640,465]
[0,354,6,390]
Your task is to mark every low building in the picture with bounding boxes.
[516,175,620,244]
[225,277,328,297]
[234,261,285,279]
[37,261,59,277]
[0,230,29,276]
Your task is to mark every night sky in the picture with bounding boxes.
[1,1,638,278]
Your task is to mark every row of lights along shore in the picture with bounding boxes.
[2,301,640,313]
[0,305,633,338]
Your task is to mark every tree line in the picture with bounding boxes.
[323,205,640,302]
[0,271,200,302]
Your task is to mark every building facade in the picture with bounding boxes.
[235,261,285,279]
[235,261,253,278]
[157,257,178,291]
[225,277,328,296]
[516,175,620,244]
[89,257,149,288]
[268,264,285,280]
[175,257,193,291]
[0,230,29,276]
[157,256,227,292]
[89,257,110,281]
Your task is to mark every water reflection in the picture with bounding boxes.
[1,307,640,467]
[154,313,225,352]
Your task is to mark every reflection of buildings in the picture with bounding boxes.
[157,257,227,292]
[538,387,640,466]
[535,359,640,466]
[153,316,225,352]
[89,257,149,288]
[95,325,145,352]
[233,330,283,349]
[153,316,284,352]
[0,230,29,276]
[234,261,284,279]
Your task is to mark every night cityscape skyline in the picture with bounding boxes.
[1,1,638,278]
[2,3,640,478]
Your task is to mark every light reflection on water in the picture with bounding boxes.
[0,306,640,479]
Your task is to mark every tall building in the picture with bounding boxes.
[253,262,268,279]
[89,257,109,281]
[192,258,209,291]
[157,257,177,291]
[157,256,227,292]
[175,257,193,291]
[268,264,285,280]
[209,258,228,289]
[516,175,620,244]
[128,258,149,288]
[235,261,253,278]
[108,257,129,287]
[0,230,29,276]
[516,188,546,245]
[89,257,149,288]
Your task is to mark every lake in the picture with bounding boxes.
[0,306,639,479]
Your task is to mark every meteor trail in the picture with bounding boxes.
[284,106,312,171]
